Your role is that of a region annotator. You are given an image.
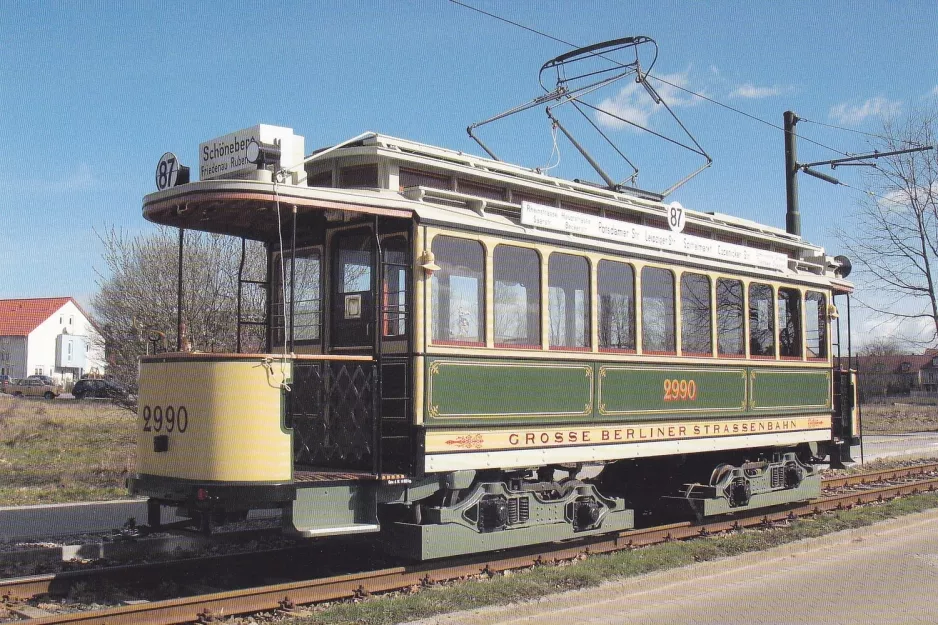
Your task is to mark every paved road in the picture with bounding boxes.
[413,509,938,625]
[858,431,938,462]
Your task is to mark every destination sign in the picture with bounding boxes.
[520,201,789,272]
[198,125,305,181]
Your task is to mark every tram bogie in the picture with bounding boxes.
[129,125,858,559]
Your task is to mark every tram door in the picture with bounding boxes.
[331,229,375,351]
[323,227,413,475]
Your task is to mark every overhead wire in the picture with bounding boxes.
[798,117,927,148]
[449,0,856,159]
[645,74,852,157]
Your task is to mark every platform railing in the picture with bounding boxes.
[287,359,378,472]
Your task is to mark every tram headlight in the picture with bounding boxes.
[246,139,282,168]
[833,255,852,278]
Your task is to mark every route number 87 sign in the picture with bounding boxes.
[667,201,686,233]
[155,152,190,191]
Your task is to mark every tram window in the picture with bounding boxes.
[272,248,321,344]
[641,267,675,354]
[716,278,745,356]
[336,235,372,294]
[456,178,505,201]
[494,245,541,348]
[339,164,378,188]
[778,287,803,358]
[805,291,827,358]
[598,260,635,352]
[749,283,775,357]
[307,170,333,187]
[401,168,451,191]
[548,253,590,349]
[681,273,712,355]
[430,236,484,345]
[383,237,408,337]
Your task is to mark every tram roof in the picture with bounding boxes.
[142,132,852,289]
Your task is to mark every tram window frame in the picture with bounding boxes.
[494,244,542,349]
[272,247,323,346]
[680,272,713,356]
[430,236,485,347]
[778,287,803,359]
[805,291,828,359]
[598,260,636,353]
[382,236,409,338]
[716,278,746,358]
[548,253,591,350]
[641,266,676,355]
[748,282,776,358]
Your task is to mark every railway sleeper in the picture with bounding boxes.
[660,452,820,520]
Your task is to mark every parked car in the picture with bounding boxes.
[8,378,62,399]
[25,374,55,386]
[72,378,128,400]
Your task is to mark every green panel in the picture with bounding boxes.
[598,365,747,420]
[750,369,831,412]
[426,358,593,424]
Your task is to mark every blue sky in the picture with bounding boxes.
[2,1,936,343]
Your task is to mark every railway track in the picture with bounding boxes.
[820,461,938,490]
[3,463,938,625]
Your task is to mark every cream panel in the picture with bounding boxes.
[137,360,291,482]
[425,429,828,472]
[413,227,426,353]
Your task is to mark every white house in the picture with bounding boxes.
[0,297,106,382]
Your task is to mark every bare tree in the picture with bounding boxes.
[858,337,903,400]
[859,336,903,358]
[837,106,938,345]
[92,227,266,397]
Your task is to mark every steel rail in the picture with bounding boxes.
[821,461,938,490]
[6,474,938,625]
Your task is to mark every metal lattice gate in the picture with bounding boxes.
[286,361,377,471]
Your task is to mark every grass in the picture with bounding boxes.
[860,403,938,433]
[0,395,136,506]
[280,492,938,625]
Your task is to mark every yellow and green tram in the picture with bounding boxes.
[130,126,859,559]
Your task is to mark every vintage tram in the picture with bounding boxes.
[129,125,859,559]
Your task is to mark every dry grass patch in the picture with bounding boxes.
[0,395,136,506]
[860,403,938,433]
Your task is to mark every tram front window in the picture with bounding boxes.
[272,248,322,346]
[805,291,827,359]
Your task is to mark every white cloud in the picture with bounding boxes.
[930,85,938,97]
[855,314,934,349]
[729,83,783,99]
[594,71,700,131]
[829,97,902,125]
[876,180,938,211]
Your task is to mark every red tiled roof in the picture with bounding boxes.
[0,297,77,336]
[855,353,932,374]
